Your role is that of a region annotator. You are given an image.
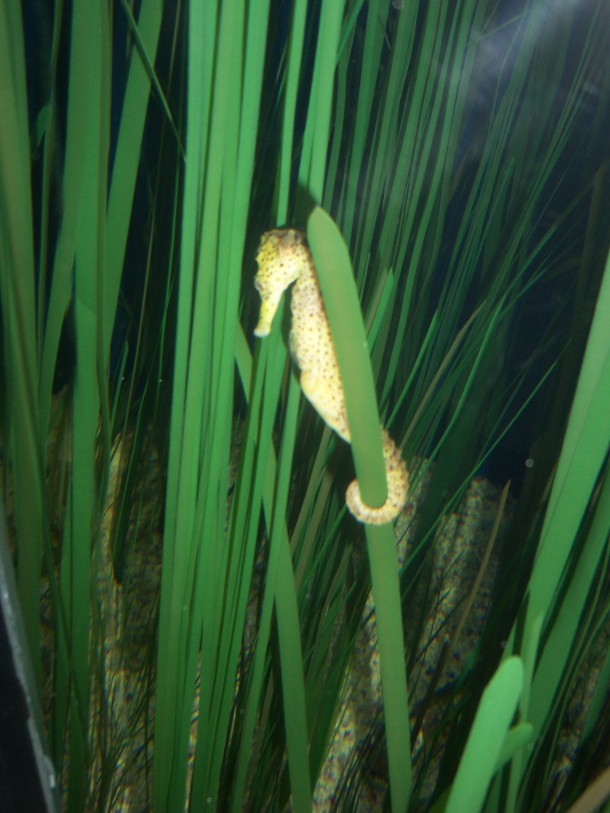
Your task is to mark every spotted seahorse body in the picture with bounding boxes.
[253,228,409,524]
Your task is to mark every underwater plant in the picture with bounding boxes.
[0,1,609,812]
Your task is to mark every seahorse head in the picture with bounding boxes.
[253,229,306,337]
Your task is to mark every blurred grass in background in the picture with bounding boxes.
[0,1,609,811]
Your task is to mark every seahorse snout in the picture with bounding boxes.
[253,287,282,337]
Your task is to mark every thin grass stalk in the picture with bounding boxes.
[275,0,308,220]
[253,7,411,805]
[445,658,525,813]
[380,0,477,274]
[297,0,345,204]
[332,0,419,253]
[59,4,111,808]
[27,0,602,808]
[233,7,408,804]
[308,208,412,811]
[215,1,607,809]
[529,460,610,736]
[0,0,44,678]
[230,335,301,809]
[95,0,166,585]
[329,0,392,242]
[193,4,276,807]
[103,0,164,366]
[295,10,412,809]
[232,4,360,808]
[314,3,610,810]
[192,6,261,800]
[155,0,276,808]
[308,3,532,804]
[581,632,610,745]
[245,32,314,799]
[276,3,410,810]
[527,589,610,810]
[307,208,386,498]
[503,247,610,809]
[211,328,295,808]
[275,530,315,813]
[154,2,219,803]
[236,213,307,810]
[30,6,163,801]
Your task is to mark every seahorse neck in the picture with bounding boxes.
[293,253,322,303]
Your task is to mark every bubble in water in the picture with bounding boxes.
[392,0,404,7]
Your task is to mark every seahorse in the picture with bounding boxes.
[253,228,409,524]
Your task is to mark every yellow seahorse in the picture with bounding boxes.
[253,228,409,524]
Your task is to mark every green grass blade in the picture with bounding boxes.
[230,345,303,810]
[517,246,610,710]
[3,0,603,808]
[367,525,413,813]
[307,207,386,505]
[307,207,411,811]
[275,534,314,813]
[155,1,279,808]
[495,724,535,773]
[498,248,610,807]
[299,0,346,200]
[445,657,525,813]
[529,459,610,734]
[0,0,44,673]
[61,3,111,808]
[275,0,308,220]
[103,0,164,363]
